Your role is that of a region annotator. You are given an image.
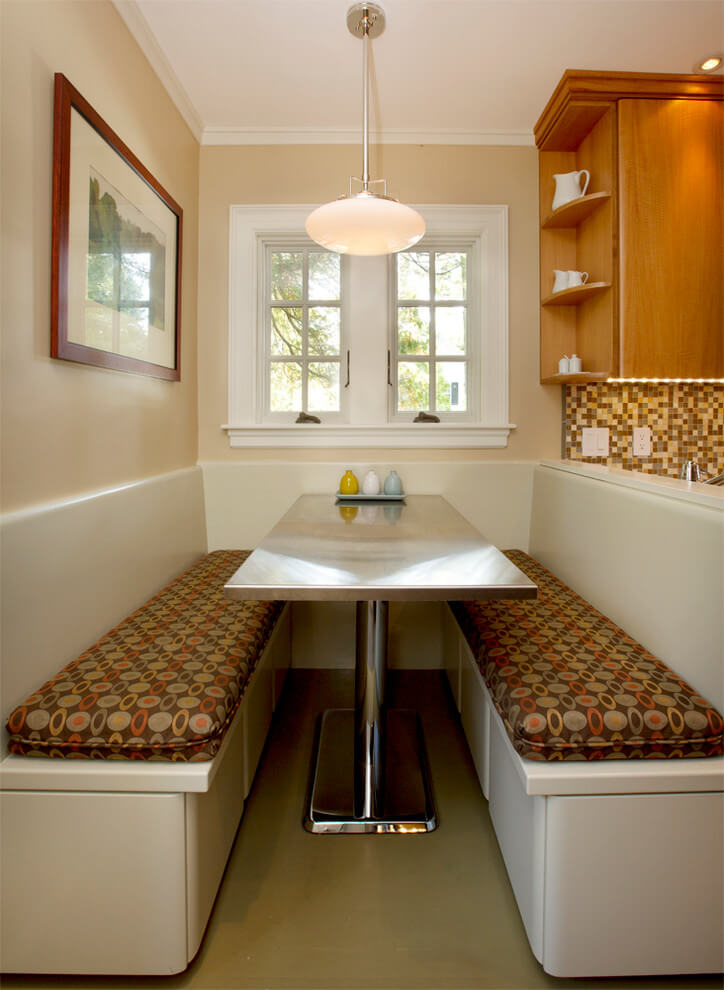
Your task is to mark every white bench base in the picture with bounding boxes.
[0,605,290,976]
[444,605,724,979]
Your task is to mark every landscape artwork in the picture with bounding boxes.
[51,73,182,379]
[85,167,167,359]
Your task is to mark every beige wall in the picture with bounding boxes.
[1,1,200,513]
[198,144,560,463]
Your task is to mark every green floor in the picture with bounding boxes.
[3,669,722,990]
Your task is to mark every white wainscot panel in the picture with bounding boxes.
[530,463,724,711]
[200,460,536,552]
[0,467,207,745]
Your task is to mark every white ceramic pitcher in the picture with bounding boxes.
[552,169,590,210]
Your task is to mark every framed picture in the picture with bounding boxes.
[51,73,182,380]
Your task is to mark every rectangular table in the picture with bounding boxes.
[224,494,537,834]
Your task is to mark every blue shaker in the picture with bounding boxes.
[383,470,402,495]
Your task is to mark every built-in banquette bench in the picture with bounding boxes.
[2,461,722,980]
[0,546,290,976]
[443,463,724,979]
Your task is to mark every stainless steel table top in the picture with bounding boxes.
[224,494,537,602]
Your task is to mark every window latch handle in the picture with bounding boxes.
[387,350,392,387]
[345,350,350,388]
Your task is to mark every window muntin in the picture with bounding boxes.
[391,247,473,419]
[264,246,344,419]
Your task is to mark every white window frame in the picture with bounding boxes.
[225,204,513,448]
[260,240,348,424]
[388,238,478,423]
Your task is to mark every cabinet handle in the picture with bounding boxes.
[345,350,350,388]
[387,350,392,387]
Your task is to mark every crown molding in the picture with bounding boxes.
[112,1,534,150]
[201,127,535,147]
[112,0,204,143]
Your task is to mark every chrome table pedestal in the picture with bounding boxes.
[223,495,537,836]
[305,600,436,833]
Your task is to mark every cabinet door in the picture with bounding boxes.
[618,98,723,378]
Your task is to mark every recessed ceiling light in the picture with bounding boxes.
[696,54,723,72]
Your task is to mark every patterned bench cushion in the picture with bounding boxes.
[451,550,723,761]
[6,551,284,761]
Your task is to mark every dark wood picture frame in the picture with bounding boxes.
[51,73,182,380]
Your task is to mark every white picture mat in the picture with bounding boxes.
[67,109,177,369]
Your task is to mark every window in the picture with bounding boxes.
[264,246,345,420]
[227,205,511,448]
[391,246,474,420]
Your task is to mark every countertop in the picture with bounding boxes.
[540,460,724,511]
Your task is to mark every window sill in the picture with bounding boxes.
[222,423,516,449]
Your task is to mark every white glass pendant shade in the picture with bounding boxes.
[306,192,425,256]
[306,4,424,256]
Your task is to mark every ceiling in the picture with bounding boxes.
[114,0,724,145]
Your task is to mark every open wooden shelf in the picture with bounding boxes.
[542,282,611,306]
[541,191,611,229]
[540,371,611,385]
[537,72,722,383]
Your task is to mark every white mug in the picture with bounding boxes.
[553,269,569,293]
[552,169,591,210]
[567,270,589,287]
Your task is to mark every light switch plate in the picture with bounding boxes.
[582,427,609,457]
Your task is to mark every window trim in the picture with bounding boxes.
[225,204,514,447]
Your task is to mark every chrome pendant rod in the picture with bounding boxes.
[347,3,385,194]
[361,7,370,189]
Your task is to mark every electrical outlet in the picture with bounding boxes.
[596,427,609,456]
[633,427,652,456]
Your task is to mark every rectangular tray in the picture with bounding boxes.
[335,492,406,501]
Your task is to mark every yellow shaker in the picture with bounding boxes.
[339,469,359,495]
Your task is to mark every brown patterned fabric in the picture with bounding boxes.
[451,550,723,761]
[6,551,284,761]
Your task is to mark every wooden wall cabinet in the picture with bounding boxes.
[535,71,723,384]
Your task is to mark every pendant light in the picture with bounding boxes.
[305,3,425,256]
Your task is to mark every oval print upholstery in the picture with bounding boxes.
[6,551,284,761]
[451,550,723,761]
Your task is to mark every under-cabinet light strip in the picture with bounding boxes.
[606,378,724,384]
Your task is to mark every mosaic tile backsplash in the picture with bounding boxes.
[564,383,724,478]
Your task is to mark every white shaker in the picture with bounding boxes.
[558,355,570,374]
[362,470,381,495]
[569,354,582,373]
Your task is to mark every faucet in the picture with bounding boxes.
[680,460,724,485]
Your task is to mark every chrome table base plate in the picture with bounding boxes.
[305,708,436,834]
